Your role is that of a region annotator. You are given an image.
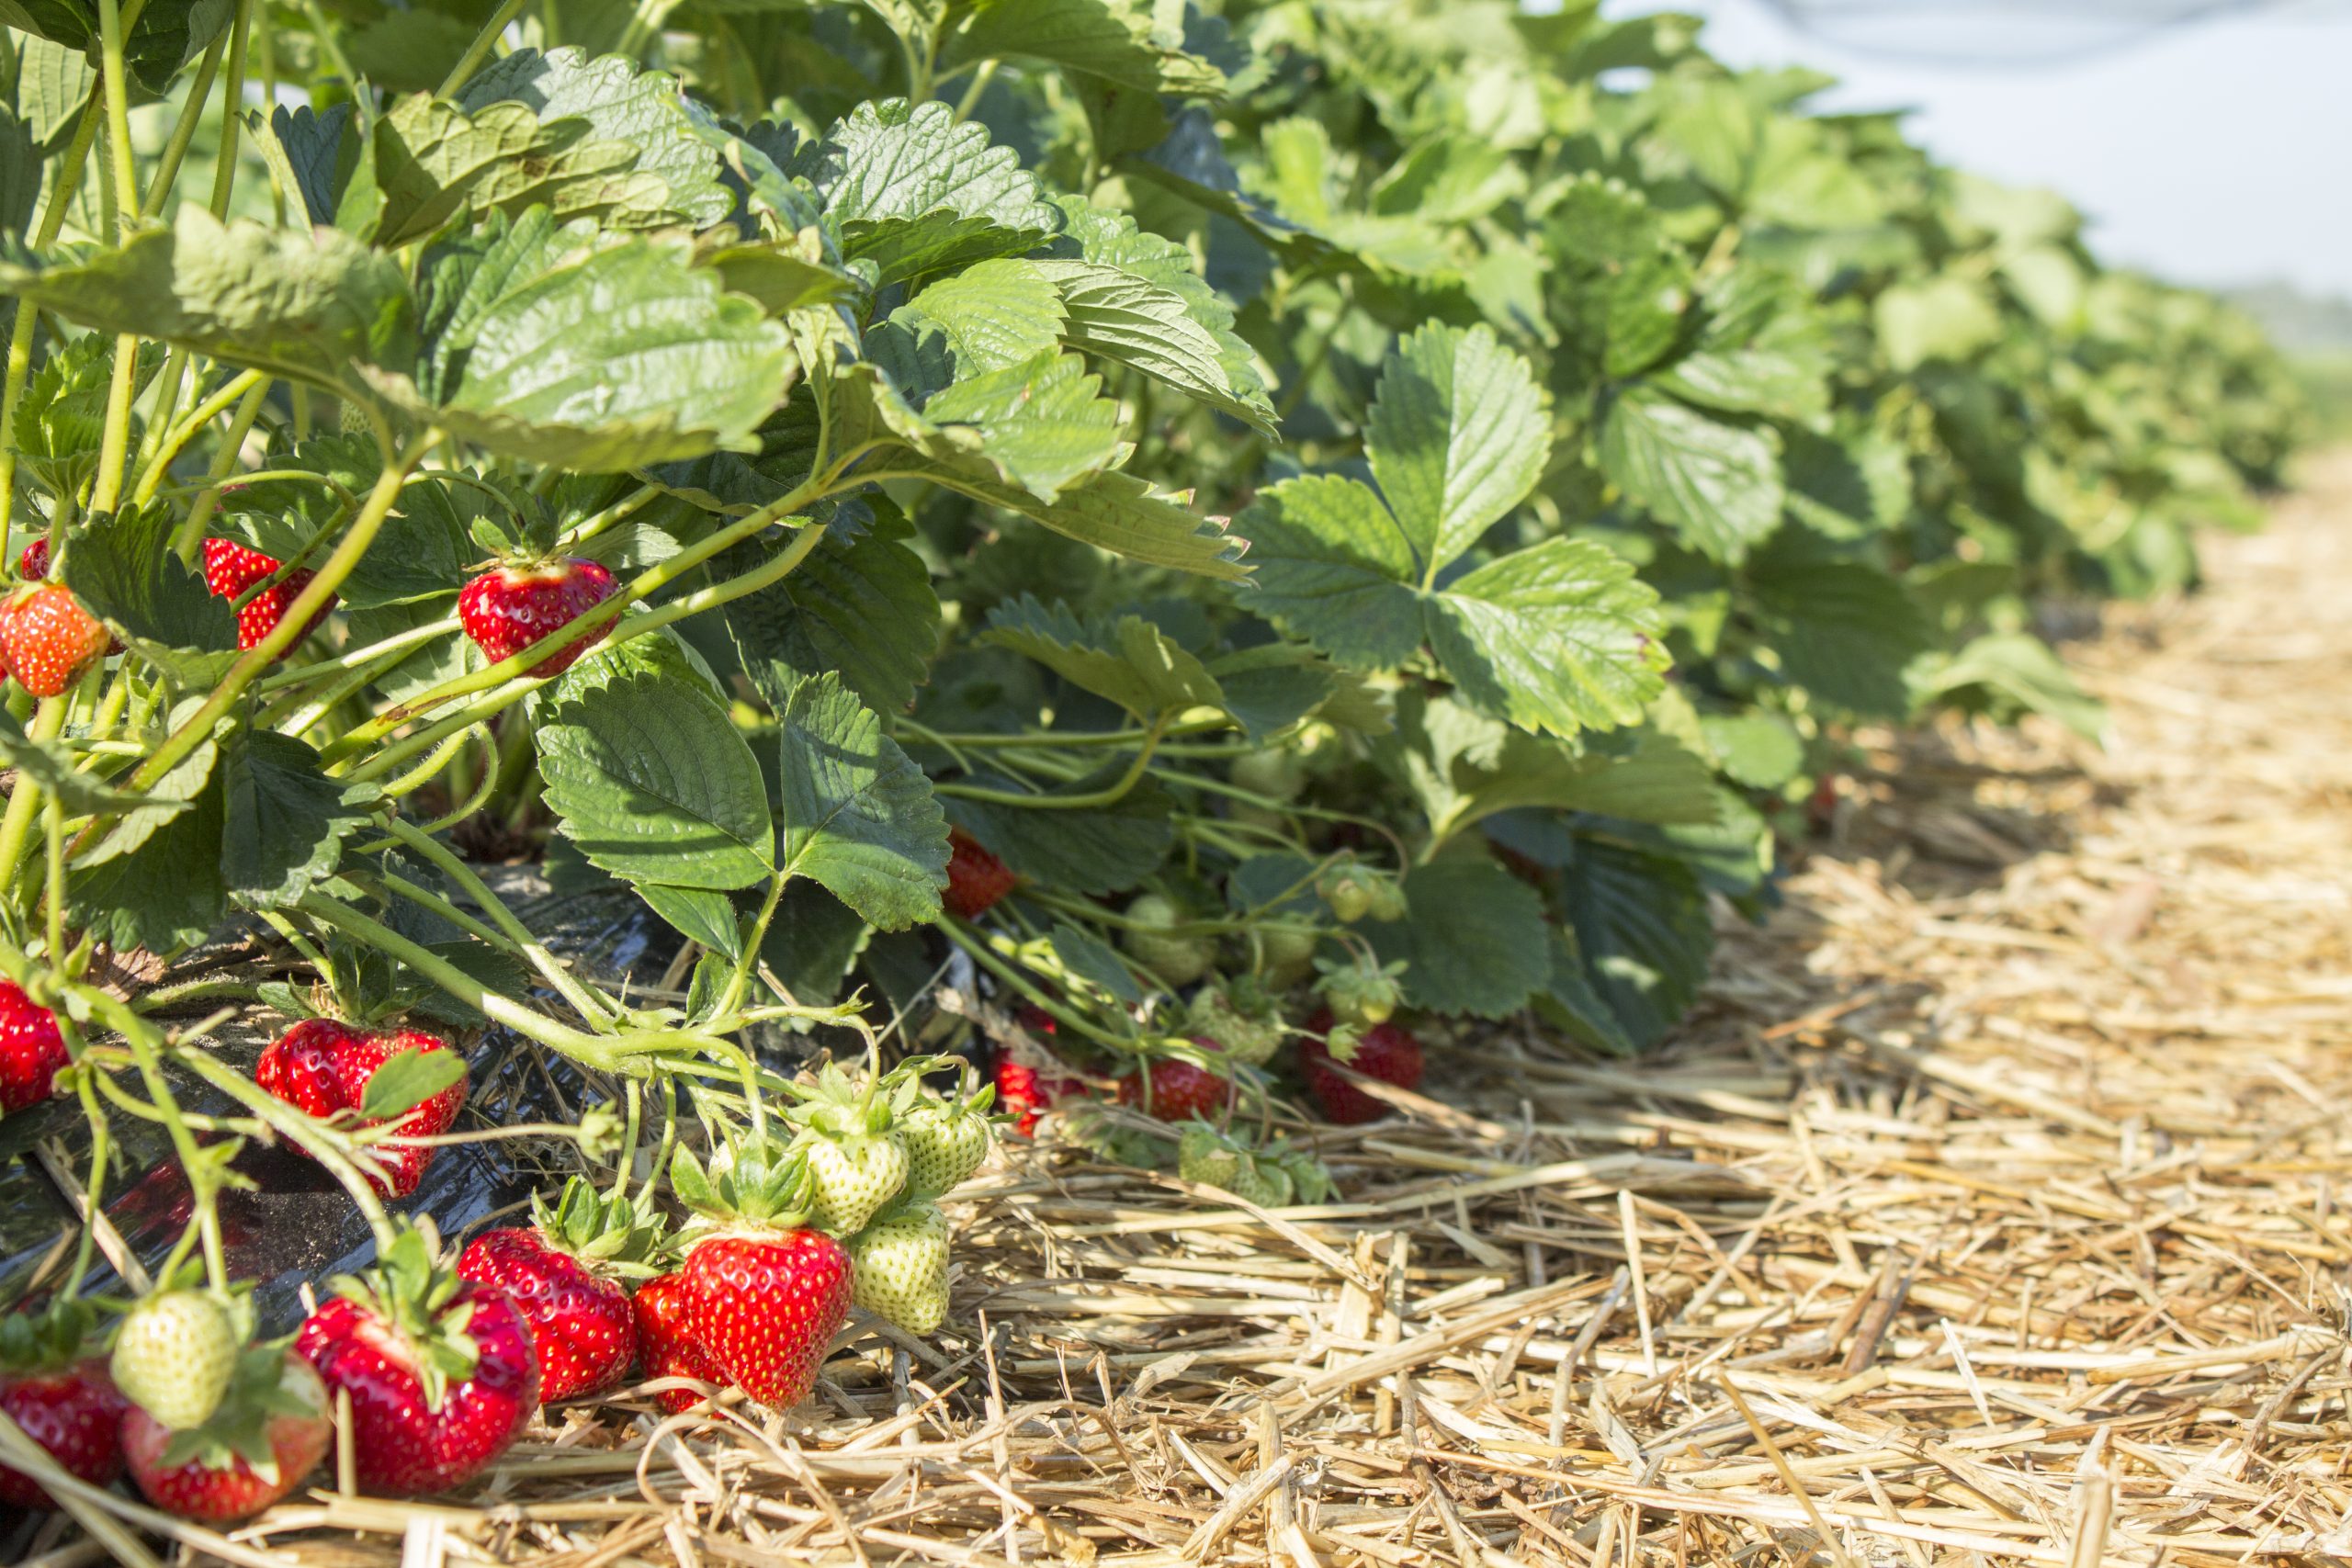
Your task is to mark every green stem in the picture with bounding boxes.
[87,0,142,517]
[294,893,698,1071]
[436,0,529,96]
[0,698,70,889]
[906,716,1232,750]
[138,29,230,220]
[935,711,1175,810]
[135,367,271,505]
[168,377,271,559]
[0,99,102,544]
[712,873,786,1021]
[939,919,1134,1054]
[207,0,254,220]
[377,815,621,1028]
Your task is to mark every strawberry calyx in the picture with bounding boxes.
[325,1225,480,1413]
[147,1342,322,1483]
[668,1127,817,1235]
[782,1061,903,1142]
[526,1175,667,1282]
[0,1295,105,1376]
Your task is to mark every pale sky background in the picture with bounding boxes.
[1603,0,2352,301]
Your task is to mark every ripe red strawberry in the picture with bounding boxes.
[631,1273,725,1415]
[0,581,109,696]
[201,537,334,652]
[942,829,1016,919]
[121,1348,332,1523]
[1116,1039,1229,1122]
[669,1134,853,1410]
[18,537,51,580]
[0,978,69,1113]
[679,1232,852,1411]
[457,558,619,677]
[293,1229,539,1496]
[454,1178,660,1404]
[0,1359,126,1509]
[1297,1011,1424,1125]
[255,1021,468,1197]
[994,1010,1080,1136]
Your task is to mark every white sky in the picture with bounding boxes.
[1604,0,2352,299]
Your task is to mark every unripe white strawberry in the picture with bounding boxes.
[800,1129,910,1237]
[899,1099,990,1199]
[850,1203,951,1335]
[111,1291,238,1433]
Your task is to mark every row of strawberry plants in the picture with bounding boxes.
[0,0,2302,1529]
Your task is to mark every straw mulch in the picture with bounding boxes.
[27,459,2352,1567]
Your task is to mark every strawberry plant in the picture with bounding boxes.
[0,0,2303,1530]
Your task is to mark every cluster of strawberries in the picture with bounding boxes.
[0,531,620,700]
[0,1036,996,1519]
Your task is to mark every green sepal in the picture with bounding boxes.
[327,1224,477,1412]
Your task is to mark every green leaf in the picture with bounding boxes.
[756,881,873,1006]
[1247,480,1666,739]
[66,760,226,959]
[892,462,1248,581]
[537,667,775,890]
[981,595,1222,720]
[393,234,795,468]
[360,94,681,249]
[942,772,1174,896]
[0,208,416,404]
[220,732,373,907]
[1911,632,2106,741]
[1598,387,1783,564]
[1747,553,1930,718]
[60,502,240,685]
[1559,837,1712,1048]
[1237,476,1424,669]
[1366,322,1552,575]
[457,48,736,229]
[255,104,357,229]
[636,883,744,962]
[1698,713,1804,789]
[775,673,950,931]
[1363,858,1550,1019]
[886,258,1066,377]
[723,507,940,716]
[1048,920,1141,1004]
[788,99,1060,287]
[1033,259,1275,434]
[1429,538,1670,739]
[937,0,1226,94]
[1,0,232,96]
[920,351,1125,502]
[13,33,96,148]
[1046,199,1272,427]
[1533,926,1637,1056]
[356,1045,468,1122]
[1874,276,2004,372]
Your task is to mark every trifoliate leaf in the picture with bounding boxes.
[724,506,940,716]
[1558,836,1713,1049]
[888,461,1249,581]
[920,350,1125,502]
[1747,550,1930,718]
[60,502,241,686]
[775,673,950,931]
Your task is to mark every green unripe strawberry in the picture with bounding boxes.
[850,1203,951,1335]
[1231,750,1306,804]
[1176,1122,1295,1208]
[1259,926,1318,986]
[111,1291,238,1433]
[1316,954,1407,1028]
[899,1096,992,1198]
[1184,984,1285,1066]
[800,1128,909,1236]
[1122,895,1211,986]
[1363,876,1408,923]
[1319,866,1376,924]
